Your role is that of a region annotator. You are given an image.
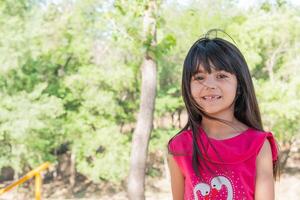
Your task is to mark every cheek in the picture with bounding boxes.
[225,85,238,101]
[223,78,238,96]
[190,83,203,98]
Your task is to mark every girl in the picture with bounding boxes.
[167,30,279,200]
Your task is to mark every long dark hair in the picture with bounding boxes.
[168,30,279,179]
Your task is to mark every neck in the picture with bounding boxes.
[200,114,247,139]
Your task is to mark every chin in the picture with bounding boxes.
[202,107,234,118]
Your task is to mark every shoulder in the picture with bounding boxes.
[168,129,193,154]
[250,129,278,163]
[258,139,272,157]
[230,128,278,163]
[245,128,276,144]
[247,128,269,138]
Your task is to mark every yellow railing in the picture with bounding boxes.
[0,162,51,200]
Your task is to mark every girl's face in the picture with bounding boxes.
[190,65,238,118]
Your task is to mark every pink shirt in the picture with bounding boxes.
[168,127,278,200]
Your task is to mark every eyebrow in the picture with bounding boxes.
[196,69,230,73]
[196,69,205,73]
[193,70,232,78]
[194,68,208,74]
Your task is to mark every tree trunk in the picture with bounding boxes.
[69,148,76,194]
[280,139,294,170]
[127,1,157,200]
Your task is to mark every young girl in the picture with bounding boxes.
[167,31,279,200]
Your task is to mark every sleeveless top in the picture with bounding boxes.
[168,127,278,200]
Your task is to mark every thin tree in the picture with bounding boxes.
[127,0,157,199]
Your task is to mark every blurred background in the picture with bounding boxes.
[0,0,299,199]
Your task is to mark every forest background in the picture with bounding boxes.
[0,0,299,199]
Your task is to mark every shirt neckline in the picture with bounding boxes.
[199,126,252,142]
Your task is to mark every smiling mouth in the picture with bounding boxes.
[201,95,222,101]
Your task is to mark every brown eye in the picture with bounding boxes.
[216,74,228,79]
[194,76,204,81]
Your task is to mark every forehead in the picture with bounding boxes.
[194,64,230,74]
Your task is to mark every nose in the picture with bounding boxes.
[202,76,217,89]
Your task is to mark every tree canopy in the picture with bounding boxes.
[0,0,299,186]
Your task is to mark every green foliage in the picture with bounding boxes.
[149,128,177,153]
[67,116,131,183]
[257,80,300,140]
[0,83,64,172]
[227,7,300,141]
[0,0,136,182]
[155,88,183,117]
[0,0,299,186]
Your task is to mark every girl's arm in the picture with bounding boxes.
[167,154,185,200]
[255,140,275,200]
